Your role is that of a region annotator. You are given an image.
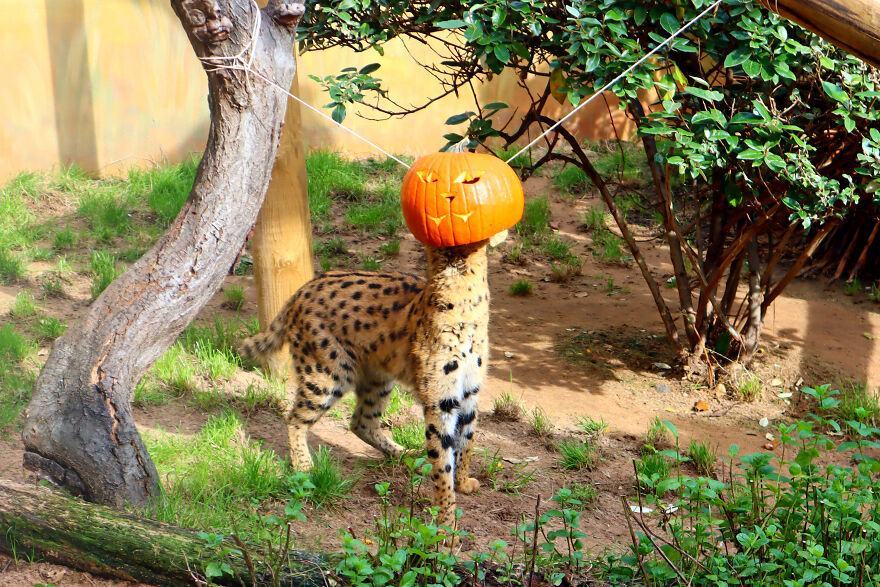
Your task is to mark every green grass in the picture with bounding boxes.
[179,319,246,380]
[836,380,880,424]
[0,325,35,432]
[590,142,648,182]
[870,283,880,303]
[492,392,523,421]
[10,292,38,318]
[379,239,401,257]
[480,450,536,494]
[557,438,598,470]
[345,185,403,237]
[314,237,350,271]
[687,440,718,477]
[576,416,608,436]
[308,445,356,507]
[144,411,293,540]
[381,387,414,424]
[306,150,368,221]
[734,372,763,402]
[645,416,673,449]
[90,251,122,298]
[238,381,286,416]
[53,227,77,250]
[582,207,607,233]
[516,196,551,238]
[553,165,590,195]
[152,343,198,394]
[35,316,67,341]
[391,420,426,451]
[78,189,133,243]
[223,284,245,311]
[568,482,598,509]
[844,278,863,296]
[528,406,554,437]
[360,256,382,271]
[542,235,582,282]
[508,279,533,296]
[128,156,198,225]
[0,251,24,284]
[50,164,91,192]
[592,230,627,265]
[636,450,672,491]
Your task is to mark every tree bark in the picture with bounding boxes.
[22,0,307,506]
[252,70,315,379]
[0,480,325,586]
[759,0,880,68]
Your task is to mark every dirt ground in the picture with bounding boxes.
[1,173,879,585]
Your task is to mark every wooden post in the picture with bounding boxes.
[760,0,880,67]
[251,70,314,379]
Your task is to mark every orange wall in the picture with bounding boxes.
[1,1,636,181]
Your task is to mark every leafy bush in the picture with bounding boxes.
[601,384,880,585]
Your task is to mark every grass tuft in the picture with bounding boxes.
[36,316,67,341]
[553,166,590,195]
[645,416,673,449]
[222,284,245,311]
[90,251,122,299]
[391,420,425,452]
[528,406,554,437]
[308,445,356,507]
[492,392,523,422]
[508,279,533,297]
[836,380,880,424]
[129,156,198,225]
[687,440,718,477]
[576,416,608,436]
[306,150,368,221]
[516,197,551,238]
[10,292,38,318]
[557,438,598,470]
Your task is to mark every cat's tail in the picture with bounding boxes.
[239,313,288,361]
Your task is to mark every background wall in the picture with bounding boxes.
[1,0,636,181]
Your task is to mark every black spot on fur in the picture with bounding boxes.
[440,434,455,449]
[443,360,459,375]
[439,398,460,412]
[427,448,439,459]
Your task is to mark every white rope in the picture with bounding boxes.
[199,0,723,170]
[504,0,723,164]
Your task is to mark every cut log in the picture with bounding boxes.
[0,480,326,586]
[760,0,880,67]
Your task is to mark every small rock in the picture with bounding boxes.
[714,383,727,398]
[575,292,590,298]
[503,351,515,359]
[759,417,770,427]
[629,505,653,514]
[693,400,710,412]
[653,362,672,371]
[656,382,672,394]
[770,378,784,387]
[504,456,539,464]
[763,442,775,451]
[765,432,775,441]
[549,221,560,230]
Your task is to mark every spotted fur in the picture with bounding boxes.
[241,241,490,527]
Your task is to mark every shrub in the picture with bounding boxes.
[508,279,533,296]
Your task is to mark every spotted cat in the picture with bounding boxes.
[241,239,495,527]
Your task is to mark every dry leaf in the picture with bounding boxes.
[693,400,710,412]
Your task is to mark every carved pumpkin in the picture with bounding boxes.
[400,151,524,248]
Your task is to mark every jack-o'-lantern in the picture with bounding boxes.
[400,150,524,248]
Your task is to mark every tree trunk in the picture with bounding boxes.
[22,0,307,506]
[759,0,880,67]
[0,480,325,586]
[252,71,315,379]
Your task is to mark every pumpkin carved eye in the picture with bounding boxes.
[453,170,481,184]
[416,170,439,183]
[442,193,456,202]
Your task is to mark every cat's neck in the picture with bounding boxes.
[424,242,489,294]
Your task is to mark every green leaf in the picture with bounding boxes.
[660,13,680,35]
[822,81,849,103]
[445,112,474,125]
[738,149,764,161]
[483,101,509,111]
[724,47,751,69]
[358,63,381,75]
[493,45,511,64]
[436,19,467,29]
[742,59,761,78]
[331,104,346,124]
[685,87,724,102]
